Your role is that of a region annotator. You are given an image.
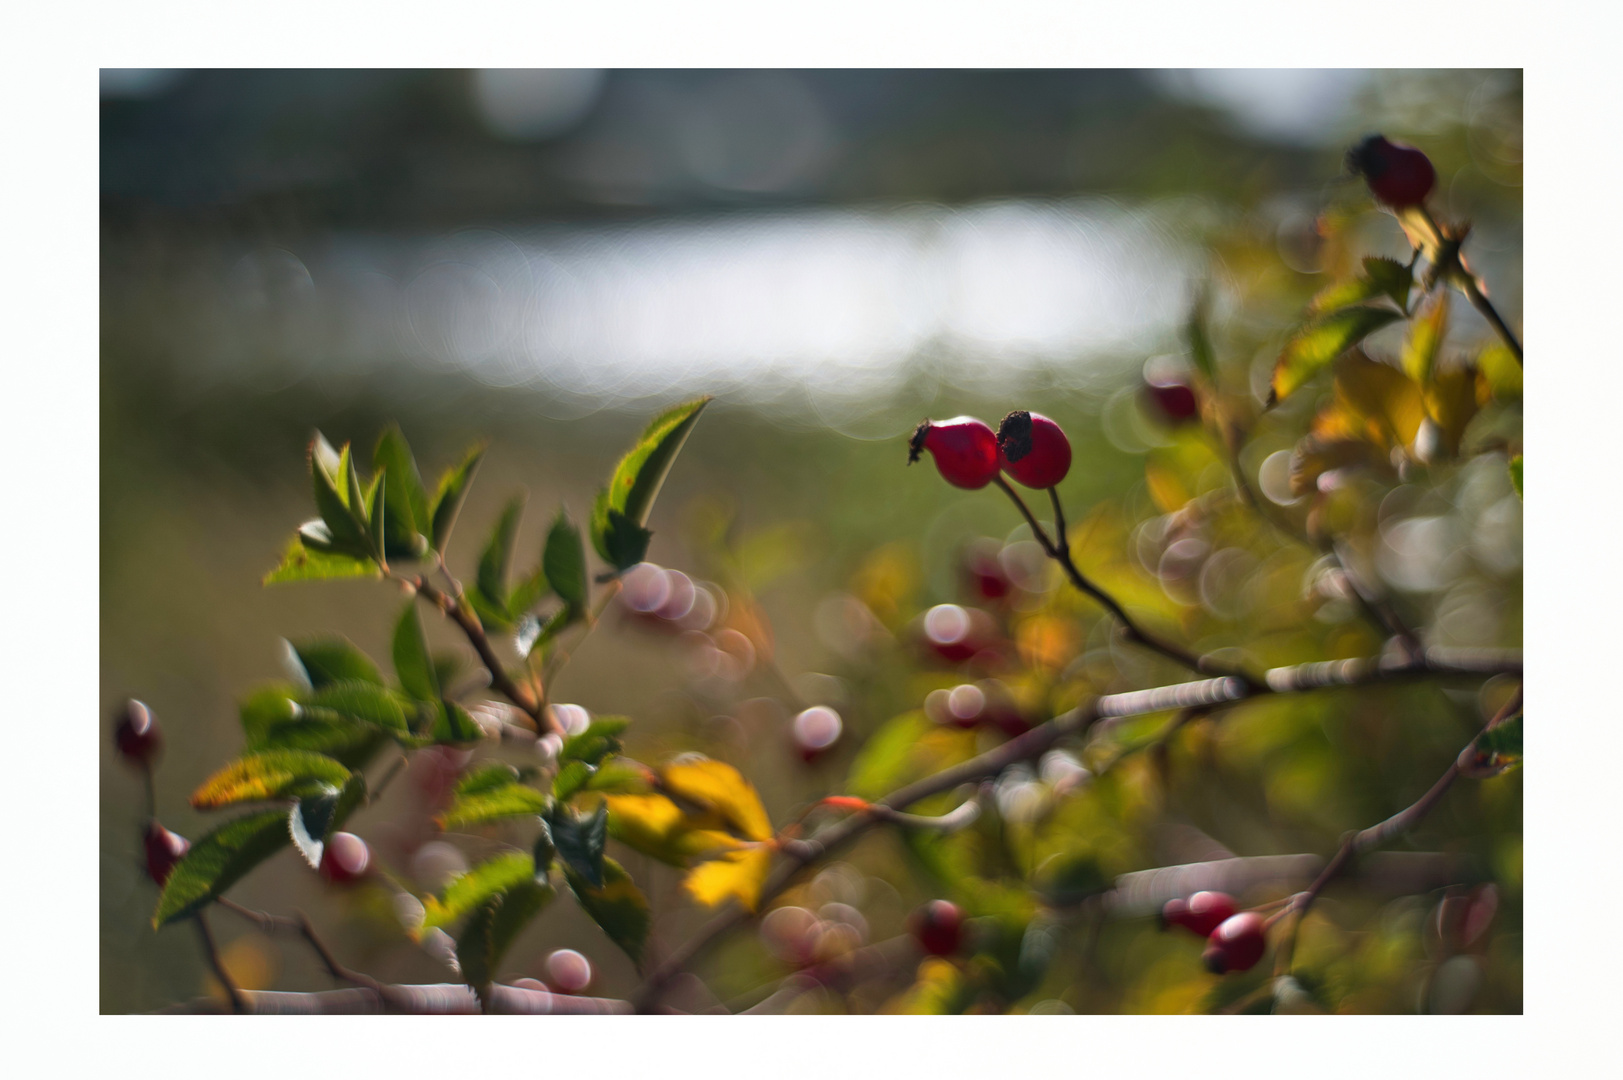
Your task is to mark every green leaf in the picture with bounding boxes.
[287,773,368,868]
[264,535,380,585]
[373,425,430,558]
[153,809,290,927]
[595,506,654,574]
[564,857,651,966]
[847,710,936,800]
[552,760,593,802]
[1184,289,1216,383]
[1402,292,1450,386]
[457,879,554,1001]
[544,508,589,613]
[190,751,351,810]
[366,470,388,565]
[1509,455,1523,500]
[586,760,653,795]
[1309,257,1413,316]
[560,716,630,767]
[306,680,411,735]
[429,444,486,554]
[430,701,485,744]
[288,637,382,689]
[240,686,385,763]
[475,494,526,622]
[421,852,537,931]
[392,602,439,703]
[548,803,608,888]
[1270,306,1403,405]
[1477,712,1523,758]
[507,565,550,621]
[311,439,374,558]
[455,763,521,799]
[589,397,711,567]
[439,783,548,830]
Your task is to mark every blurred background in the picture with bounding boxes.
[102,69,1522,1013]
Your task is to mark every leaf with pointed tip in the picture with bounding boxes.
[660,757,772,842]
[366,471,388,565]
[311,440,374,557]
[595,506,654,574]
[544,509,589,613]
[430,701,485,744]
[552,761,593,802]
[548,803,608,888]
[306,681,411,736]
[287,773,367,868]
[1184,289,1216,382]
[191,751,351,810]
[682,845,773,912]
[564,857,650,965]
[590,397,711,567]
[421,852,537,932]
[475,494,526,621]
[1271,306,1403,405]
[288,638,382,689]
[507,565,549,621]
[457,879,554,1000]
[1363,256,1414,312]
[264,536,380,585]
[240,685,381,761]
[153,809,291,927]
[430,444,486,553]
[560,716,630,767]
[373,425,430,558]
[392,602,439,703]
[439,783,548,830]
[455,763,521,799]
[1402,292,1450,386]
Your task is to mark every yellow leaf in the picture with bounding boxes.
[1424,365,1479,458]
[1401,291,1449,385]
[1143,461,1190,514]
[1271,306,1402,404]
[1335,353,1424,450]
[660,758,773,842]
[682,844,773,910]
[1476,342,1522,403]
[604,793,741,866]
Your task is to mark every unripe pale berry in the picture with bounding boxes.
[144,822,190,886]
[910,899,966,956]
[319,831,371,885]
[545,948,593,994]
[1161,891,1237,938]
[996,411,1071,489]
[791,706,843,763]
[1202,911,1267,974]
[909,417,1000,489]
[1346,134,1436,209]
[115,700,163,765]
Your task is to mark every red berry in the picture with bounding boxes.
[909,417,1000,490]
[962,539,1011,600]
[1141,381,1200,426]
[1162,891,1237,938]
[319,831,371,885]
[910,899,966,956]
[115,700,162,765]
[996,411,1071,489]
[144,822,190,886]
[1346,134,1436,209]
[1202,912,1267,974]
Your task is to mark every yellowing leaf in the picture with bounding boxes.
[1476,342,1522,403]
[682,844,774,910]
[1271,305,1402,404]
[1424,365,1480,458]
[1143,461,1190,514]
[1334,353,1425,450]
[604,794,741,866]
[190,751,351,809]
[1401,291,1449,385]
[660,758,772,842]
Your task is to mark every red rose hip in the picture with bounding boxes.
[1141,380,1200,426]
[144,822,190,886]
[1161,890,1237,938]
[1202,912,1267,974]
[319,831,371,885]
[996,411,1071,489]
[115,699,163,765]
[1346,134,1436,209]
[910,899,966,956]
[909,417,1000,489]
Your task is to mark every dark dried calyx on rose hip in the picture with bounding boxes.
[907,420,931,464]
[996,411,1035,463]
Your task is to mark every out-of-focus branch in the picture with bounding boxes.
[1416,205,1522,365]
[993,476,1262,689]
[630,647,1521,1011]
[156,982,637,1015]
[193,912,246,1014]
[411,576,561,737]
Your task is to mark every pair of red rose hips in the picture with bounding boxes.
[1162,891,1267,974]
[909,411,1072,491]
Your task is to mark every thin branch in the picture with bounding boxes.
[1418,205,1522,364]
[992,476,1261,689]
[157,982,636,1015]
[411,576,560,737]
[630,647,1520,1011]
[193,912,247,1014]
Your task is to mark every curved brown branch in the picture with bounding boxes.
[157,982,636,1014]
[412,576,561,736]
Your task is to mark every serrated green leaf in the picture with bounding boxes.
[1509,455,1522,500]
[439,783,548,830]
[596,507,655,574]
[264,536,380,585]
[457,879,554,1001]
[455,763,521,799]
[306,680,410,735]
[549,803,608,888]
[287,773,367,869]
[311,440,374,558]
[191,751,351,810]
[475,494,526,621]
[1363,256,1414,312]
[153,809,291,927]
[430,444,486,553]
[552,760,593,802]
[392,602,439,703]
[590,397,711,567]
[373,425,430,558]
[421,852,537,931]
[560,716,630,767]
[288,638,382,689]
[544,508,589,612]
[431,701,485,744]
[240,686,385,764]
[1271,306,1403,405]
[564,857,651,966]
[586,760,653,795]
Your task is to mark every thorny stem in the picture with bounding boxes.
[193,912,247,1013]
[1417,205,1522,365]
[992,476,1262,690]
[1273,685,1523,975]
[631,646,1520,1011]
